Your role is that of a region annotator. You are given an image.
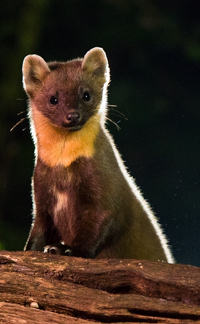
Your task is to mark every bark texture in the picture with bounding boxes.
[0,251,200,323]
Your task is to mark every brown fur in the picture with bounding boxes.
[22,47,174,262]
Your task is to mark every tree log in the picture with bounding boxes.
[0,251,200,323]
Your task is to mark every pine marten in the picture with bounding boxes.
[22,47,174,262]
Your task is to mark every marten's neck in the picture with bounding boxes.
[31,106,101,167]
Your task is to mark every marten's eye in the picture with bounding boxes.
[50,95,58,105]
[82,91,91,102]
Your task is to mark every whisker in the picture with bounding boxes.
[10,118,27,132]
[109,111,128,120]
[108,107,127,120]
[106,117,121,131]
[17,111,26,116]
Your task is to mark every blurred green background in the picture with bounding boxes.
[1,0,200,265]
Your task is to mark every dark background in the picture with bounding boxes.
[1,0,200,266]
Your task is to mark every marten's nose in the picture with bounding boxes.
[66,112,80,124]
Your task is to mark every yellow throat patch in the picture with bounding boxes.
[31,106,100,167]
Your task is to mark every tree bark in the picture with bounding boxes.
[0,251,200,323]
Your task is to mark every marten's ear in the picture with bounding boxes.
[82,47,110,83]
[22,55,50,94]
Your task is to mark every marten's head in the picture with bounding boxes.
[22,48,110,167]
[22,47,110,131]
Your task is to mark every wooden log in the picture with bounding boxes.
[0,251,200,323]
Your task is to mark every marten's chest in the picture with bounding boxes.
[33,157,102,216]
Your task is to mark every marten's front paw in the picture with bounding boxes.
[44,243,72,256]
